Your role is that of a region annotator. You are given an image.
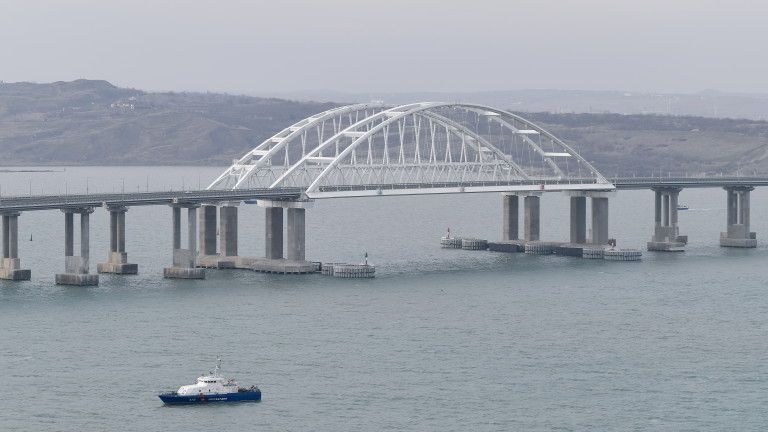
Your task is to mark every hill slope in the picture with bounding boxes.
[1,80,768,175]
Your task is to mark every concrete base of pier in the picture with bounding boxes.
[0,258,30,280]
[720,225,757,248]
[55,273,99,286]
[647,238,687,252]
[197,255,317,274]
[486,240,641,261]
[163,248,205,279]
[97,252,138,275]
[163,267,206,279]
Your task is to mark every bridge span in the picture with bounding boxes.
[0,102,764,284]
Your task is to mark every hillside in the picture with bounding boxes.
[0,80,337,165]
[1,80,768,175]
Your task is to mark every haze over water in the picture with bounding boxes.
[0,167,766,431]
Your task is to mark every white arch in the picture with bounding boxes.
[207,102,388,189]
[208,102,611,197]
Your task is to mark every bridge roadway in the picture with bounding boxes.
[1,177,768,211]
[0,187,303,212]
[610,176,768,190]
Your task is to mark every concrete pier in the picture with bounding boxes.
[198,205,218,256]
[55,208,99,286]
[97,206,138,275]
[0,212,31,280]
[523,194,540,241]
[591,196,609,245]
[647,187,688,251]
[566,191,612,245]
[720,186,757,247]
[286,207,306,261]
[569,196,587,244]
[265,207,284,260]
[164,204,205,279]
[502,194,519,241]
[219,205,238,258]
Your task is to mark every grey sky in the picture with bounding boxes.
[1,0,766,94]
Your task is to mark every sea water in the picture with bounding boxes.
[0,167,766,431]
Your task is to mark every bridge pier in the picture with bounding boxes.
[591,196,610,245]
[569,196,587,244]
[0,212,31,281]
[164,204,205,279]
[720,186,757,247]
[647,187,687,251]
[566,192,612,245]
[502,194,519,241]
[523,194,541,241]
[56,208,99,286]
[286,207,306,261]
[219,205,238,258]
[246,200,315,273]
[97,206,138,275]
[264,206,284,260]
[198,204,218,257]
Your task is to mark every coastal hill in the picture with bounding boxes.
[1,79,768,175]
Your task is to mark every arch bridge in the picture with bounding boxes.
[207,102,613,197]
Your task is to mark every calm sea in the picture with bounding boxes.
[0,167,766,431]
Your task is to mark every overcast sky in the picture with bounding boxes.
[1,0,765,95]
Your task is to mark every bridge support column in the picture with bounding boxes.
[219,205,238,258]
[265,207,284,260]
[198,205,218,257]
[591,196,609,245]
[720,186,756,247]
[164,204,205,279]
[97,206,138,275]
[256,200,313,267]
[0,212,30,281]
[566,191,613,245]
[286,208,306,261]
[523,194,540,242]
[647,187,687,252]
[569,196,587,244]
[56,208,98,285]
[502,194,519,241]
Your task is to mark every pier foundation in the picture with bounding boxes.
[55,208,99,286]
[97,206,138,275]
[720,186,757,247]
[164,204,205,279]
[0,212,31,280]
[647,187,687,251]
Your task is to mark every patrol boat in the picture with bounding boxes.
[158,358,261,405]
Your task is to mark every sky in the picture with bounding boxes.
[1,0,766,95]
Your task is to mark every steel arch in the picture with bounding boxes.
[208,102,612,197]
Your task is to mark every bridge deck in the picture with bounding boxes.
[0,188,303,212]
[1,177,767,211]
[610,177,768,189]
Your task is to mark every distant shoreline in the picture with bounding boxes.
[0,169,66,173]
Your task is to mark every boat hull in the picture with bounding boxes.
[159,390,261,405]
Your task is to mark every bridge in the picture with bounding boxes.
[0,102,763,284]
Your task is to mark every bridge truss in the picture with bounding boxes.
[208,102,613,198]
